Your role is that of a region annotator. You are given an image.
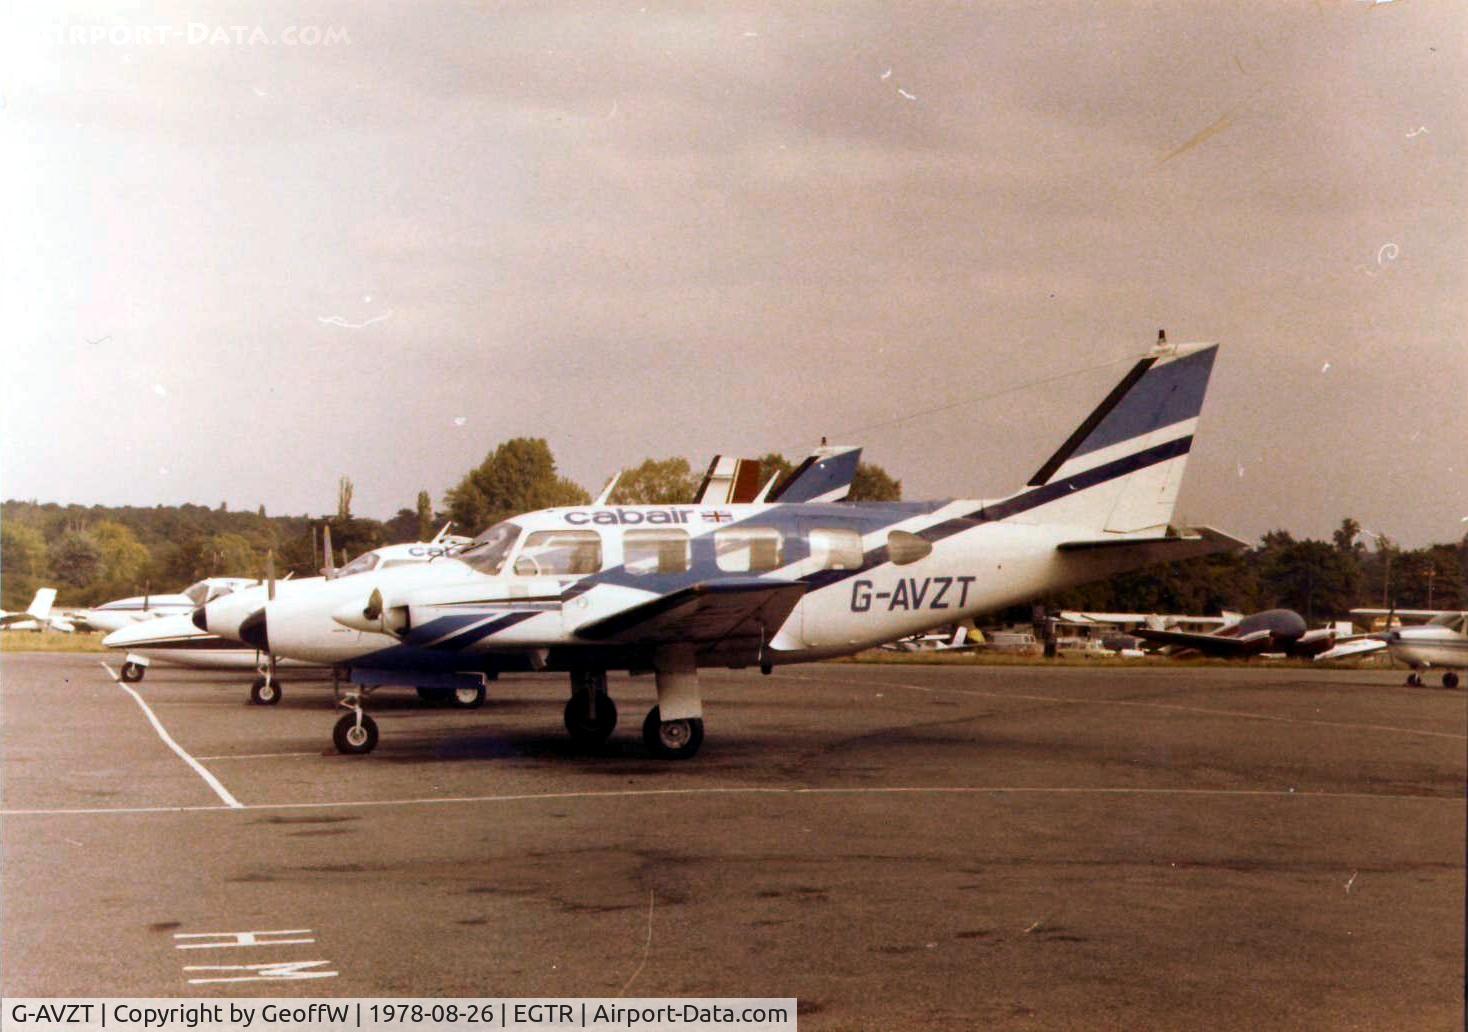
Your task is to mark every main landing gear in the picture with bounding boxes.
[333,681,379,755]
[1441,671,1460,690]
[120,661,146,683]
[564,670,618,747]
[561,663,706,759]
[416,683,487,708]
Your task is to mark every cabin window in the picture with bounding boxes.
[808,528,863,570]
[624,529,691,575]
[888,530,932,565]
[514,530,602,576]
[714,526,783,573]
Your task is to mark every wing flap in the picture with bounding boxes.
[1057,526,1246,565]
[575,579,806,645]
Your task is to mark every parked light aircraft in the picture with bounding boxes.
[74,578,256,633]
[0,589,74,633]
[879,624,979,653]
[192,450,860,705]
[222,337,1239,758]
[1318,609,1467,688]
[101,537,468,692]
[1133,608,1339,659]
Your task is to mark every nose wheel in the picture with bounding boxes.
[250,675,281,705]
[332,684,380,754]
[332,712,379,754]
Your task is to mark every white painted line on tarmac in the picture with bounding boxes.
[194,752,321,761]
[774,672,1468,742]
[100,662,244,809]
[3,781,1460,819]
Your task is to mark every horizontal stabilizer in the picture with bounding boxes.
[1316,638,1388,662]
[575,579,806,645]
[1057,526,1246,565]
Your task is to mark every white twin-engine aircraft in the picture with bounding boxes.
[232,338,1241,759]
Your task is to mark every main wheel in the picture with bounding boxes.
[1443,672,1460,690]
[333,713,378,755]
[250,676,282,705]
[642,706,704,760]
[120,662,145,683]
[449,682,487,709]
[1405,672,1423,687]
[416,686,450,705]
[564,692,618,747]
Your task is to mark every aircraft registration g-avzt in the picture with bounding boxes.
[243,336,1241,759]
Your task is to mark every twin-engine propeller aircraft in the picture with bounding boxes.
[1318,609,1467,688]
[1133,608,1339,659]
[103,531,470,691]
[73,577,256,633]
[238,336,1240,759]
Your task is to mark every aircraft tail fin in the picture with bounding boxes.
[26,588,57,621]
[1020,334,1219,533]
[768,445,863,503]
[694,457,764,505]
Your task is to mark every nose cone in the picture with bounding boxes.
[238,607,269,651]
[191,606,208,632]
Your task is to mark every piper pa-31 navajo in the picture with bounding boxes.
[193,449,862,705]
[233,336,1240,759]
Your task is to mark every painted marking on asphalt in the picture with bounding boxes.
[100,662,244,809]
[184,959,337,984]
[772,672,1468,742]
[2,782,1460,818]
[193,752,321,761]
[175,930,316,949]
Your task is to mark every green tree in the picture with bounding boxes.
[848,462,902,502]
[445,438,589,532]
[416,490,435,540]
[91,520,150,587]
[50,531,103,588]
[337,476,354,521]
[611,457,698,505]
[1,523,49,608]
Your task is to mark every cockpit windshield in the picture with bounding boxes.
[1428,612,1467,633]
[183,581,210,605]
[336,552,381,578]
[460,521,522,575]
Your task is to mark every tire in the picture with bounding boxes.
[641,706,704,760]
[1443,672,1460,690]
[250,677,282,705]
[333,713,378,755]
[449,682,487,709]
[564,692,618,746]
[416,686,450,705]
[120,662,145,683]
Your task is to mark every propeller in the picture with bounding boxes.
[363,588,384,622]
[266,549,276,602]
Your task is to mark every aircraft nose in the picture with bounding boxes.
[191,606,208,632]
[238,607,269,651]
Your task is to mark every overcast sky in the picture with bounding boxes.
[2,1,1463,547]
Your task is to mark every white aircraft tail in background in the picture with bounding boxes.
[0,588,74,633]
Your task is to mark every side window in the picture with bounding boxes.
[714,526,783,573]
[624,529,691,575]
[808,528,863,570]
[888,530,932,565]
[514,530,602,576]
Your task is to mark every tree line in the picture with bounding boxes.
[3,438,1462,623]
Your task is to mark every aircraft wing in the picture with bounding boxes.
[1133,627,1271,657]
[1316,638,1389,662]
[574,579,806,645]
